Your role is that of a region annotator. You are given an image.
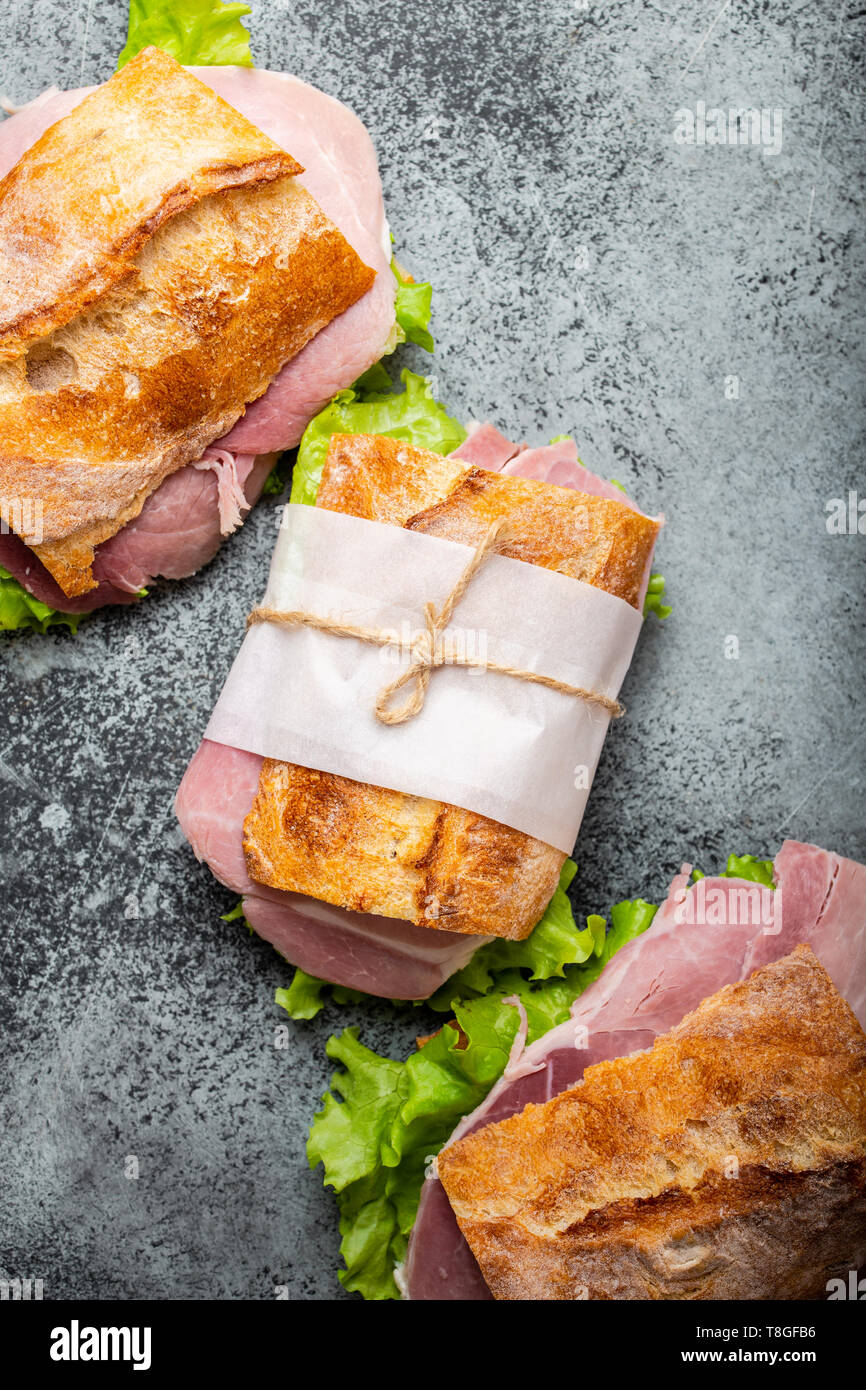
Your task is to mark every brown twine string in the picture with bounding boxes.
[247,516,624,726]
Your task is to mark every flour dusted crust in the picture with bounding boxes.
[437,947,866,1298]
[0,47,301,360]
[241,434,660,940]
[0,48,375,595]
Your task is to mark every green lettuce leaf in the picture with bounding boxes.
[290,368,466,507]
[391,261,434,353]
[307,886,656,1299]
[118,0,253,69]
[220,901,247,922]
[721,853,776,887]
[276,969,365,1021]
[426,860,588,1007]
[260,453,295,498]
[692,853,776,887]
[0,568,85,634]
[643,572,671,620]
[307,1001,523,1299]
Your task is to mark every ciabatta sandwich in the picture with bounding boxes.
[305,839,866,1299]
[436,946,866,1300]
[175,420,662,1000]
[0,43,402,621]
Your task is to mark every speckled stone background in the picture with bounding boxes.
[0,0,863,1301]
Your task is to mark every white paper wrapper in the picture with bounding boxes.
[205,505,644,853]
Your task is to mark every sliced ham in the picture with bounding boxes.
[0,452,273,611]
[1,530,138,612]
[192,450,254,538]
[503,438,643,512]
[453,428,645,515]
[0,67,394,610]
[192,67,394,454]
[451,423,521,471]
[243,895,482,1002]
[174,739,482,1000]
[0,86,86,170]
[743,840,866,1020]
[405,839,866,1299]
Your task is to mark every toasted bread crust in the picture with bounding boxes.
[242,434,659,940]
[437,947,866,1298]
[315,432,468,526]
[0,48,301,360]
[0,50,375,595]
[406,468,653,609]
[244,762,566,936]
[316,437,656,610]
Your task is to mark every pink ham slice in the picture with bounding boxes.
[503,438,643,511]
[405,839,866,1299]
[451,423,522,471]
[0,452,273,611]
[192,67,394,453]
[453,430,645,513]
[0,67,394,610]
[174,739,482,1000]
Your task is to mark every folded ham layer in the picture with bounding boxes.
[196,66,395,453]
[405,838,866,1298]
[175,739,483,999]
[175,438,655,997]
[455,425,642,509]
[0,451,276,611]
[0,63,394,609]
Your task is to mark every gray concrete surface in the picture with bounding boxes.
[0,0,863,1300]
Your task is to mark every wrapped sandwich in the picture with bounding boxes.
[0,19,418,626]
[307,839,866,1298]
[175,412,663,1001]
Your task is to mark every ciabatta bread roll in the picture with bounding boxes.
[437,945,866,1299]
[0,48,375,596]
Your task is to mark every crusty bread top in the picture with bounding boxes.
[243,761,567,938]
[241,434,659,940]
[0,47,300,361]
[315,431,468,529]
[0,49,375,595]
[317,434,659,610]
[437,946,866,1297]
